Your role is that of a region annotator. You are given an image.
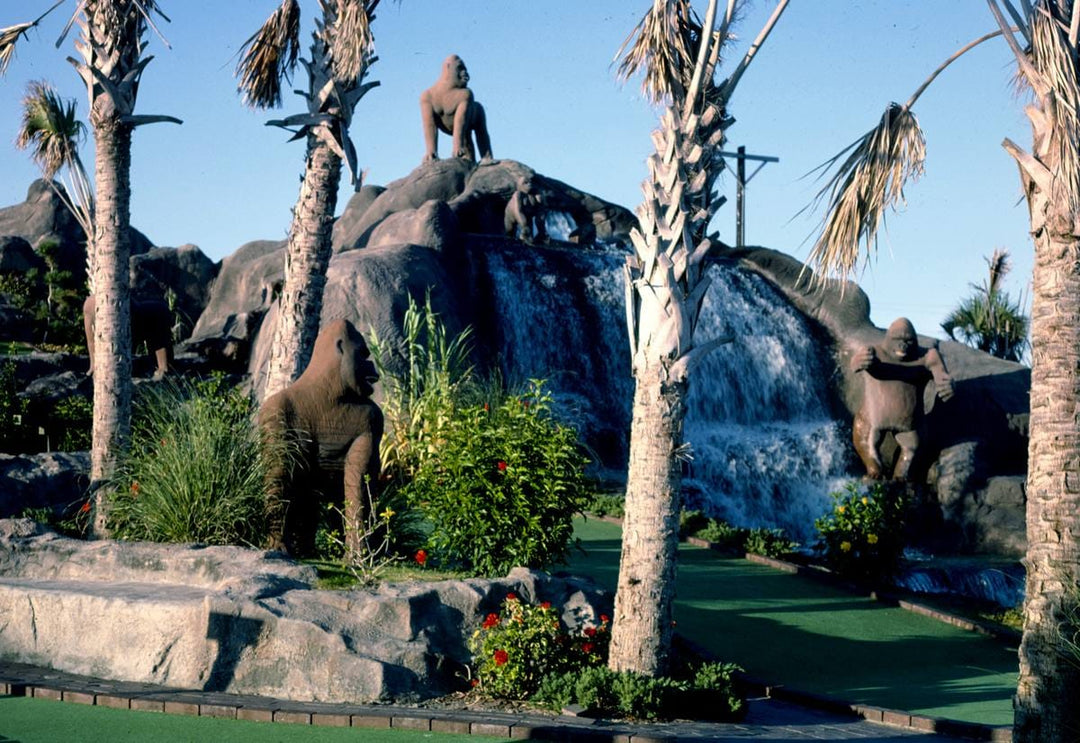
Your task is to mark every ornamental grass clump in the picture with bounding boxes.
[107,376,276,546]
[469,593,609,700]
[405,380,594,576]
[814,481,907,583]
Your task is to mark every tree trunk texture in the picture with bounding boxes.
[1011,111,1080,742]
[608,373,687,676]
[262,136,343,400]
[89,117,133,536]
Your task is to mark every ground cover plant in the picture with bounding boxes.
[680,509,798,558]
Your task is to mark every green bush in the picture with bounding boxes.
[533,661,745,721]
[405,381,593,576]
[52,395,92,451]
[681,513,798,558]
[587,492,625,519]
[469,593,609,699]
[814,481,907,583]
[106,376,273,546]
[744,527,799,558]
[0,360,30,452]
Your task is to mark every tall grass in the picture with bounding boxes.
[107,376,275,547]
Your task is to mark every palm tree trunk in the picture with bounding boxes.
[1014,202,1080,743]
[262,135,343,400]
[608,374,687,675]
[89,116,133,536]
[1009,99,1080,743]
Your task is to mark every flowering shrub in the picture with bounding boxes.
[814,481,907,583]
[405,381,594,576]
[468,593,609,699]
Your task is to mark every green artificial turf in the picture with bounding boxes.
[568,517,1018,726]
[0,696,491,743]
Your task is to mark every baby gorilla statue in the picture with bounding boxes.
[851,317,955,481]
[259,319,384,558]
[419,54,493,162]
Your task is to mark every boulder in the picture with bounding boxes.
[331,185,387,252]
[0,521,611,702]
[130,244,219,339]
[366,200,461,253]
[0,236,45,274]
[0,453,89,519]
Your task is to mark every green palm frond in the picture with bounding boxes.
[236,0,302,109]
[16,80,86,180]
[806,103,925,281]
[324,0,378,82]
[942,248,1029,362]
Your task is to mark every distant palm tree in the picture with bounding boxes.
[16,80,95,282]
[806,2,1080,739]
[236,0,381,400]
[606,0,788,676]
[941,249,1029,362]
[1,0,180,535]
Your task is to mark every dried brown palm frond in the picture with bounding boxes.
[986,247,1011,294]
[325,0,378,82]
[1028,4,1080,211]
[236,0,301,109]
[806,103,925,281]
[616,0,700,104]
[0,0,67,76]
[16,80,86,180]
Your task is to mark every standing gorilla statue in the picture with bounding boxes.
[851,317,955,481]
[420,54,493,162]
[83,294,173,380]
[258,319,384,558]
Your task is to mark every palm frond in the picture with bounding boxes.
[615,0,700,104]
[15,80,86,179]
[806,103,925,281]
[1029,4,1080,212]
[986,247,1011,295]
[325,0,378,82]
[0,0,67,75]
[236,0,301,109]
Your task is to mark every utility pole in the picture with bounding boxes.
[720,147,778,247]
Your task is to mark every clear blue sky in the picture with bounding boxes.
[0,1,1032,342]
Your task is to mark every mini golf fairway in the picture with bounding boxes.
[568,517,1017,726]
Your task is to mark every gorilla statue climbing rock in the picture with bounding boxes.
[258,319,384,558]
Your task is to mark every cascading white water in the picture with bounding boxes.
[479,244,851,542]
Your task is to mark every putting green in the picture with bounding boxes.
[568,517,1018,726]
[0,695,490,743]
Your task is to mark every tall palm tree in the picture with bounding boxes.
[1,0,180,535]
[807,2,1080,739]
[607,0,788,675]
[236,0,381,401]
[941,248,1029,362]
[16,79,96,284]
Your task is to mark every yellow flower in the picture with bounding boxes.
[379,507,396,520]
[867,534,879,545]
[837,505,846,514]
[840,541,852,552]
[861,497,869,506]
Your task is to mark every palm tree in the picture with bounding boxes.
[806,2,1080,739]
[1,0,180,535]
[941,248,1029,362]
[236,0,381,401]
[607,0,788,675]
[15,80,95,286]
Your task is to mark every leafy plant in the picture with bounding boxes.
[469,593,608,700]
[0,359,30,452]
[814,481,907,583]
[744,527,799,558]
[941,249,1028,362]
[680,512,798,558]
[52,394,92,451]
[106,376,273,546]
[588,492,626,519]
[405,381,594,576]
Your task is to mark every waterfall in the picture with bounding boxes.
[478,244,852,542]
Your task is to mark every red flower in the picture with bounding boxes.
[483,402,490,412]
[522,400,530,409]
[80,501,91,514]
[470,678,479,688]
[505,592,517,602]
[414,549,428,566]
[540,601,551,610]
[581,642,595,654]
[130,481,140,495]
[482,613,499,630]
[497,460,507,472]
[584,626,597,638]
[493,649,509,666]
[600,614,610,624]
